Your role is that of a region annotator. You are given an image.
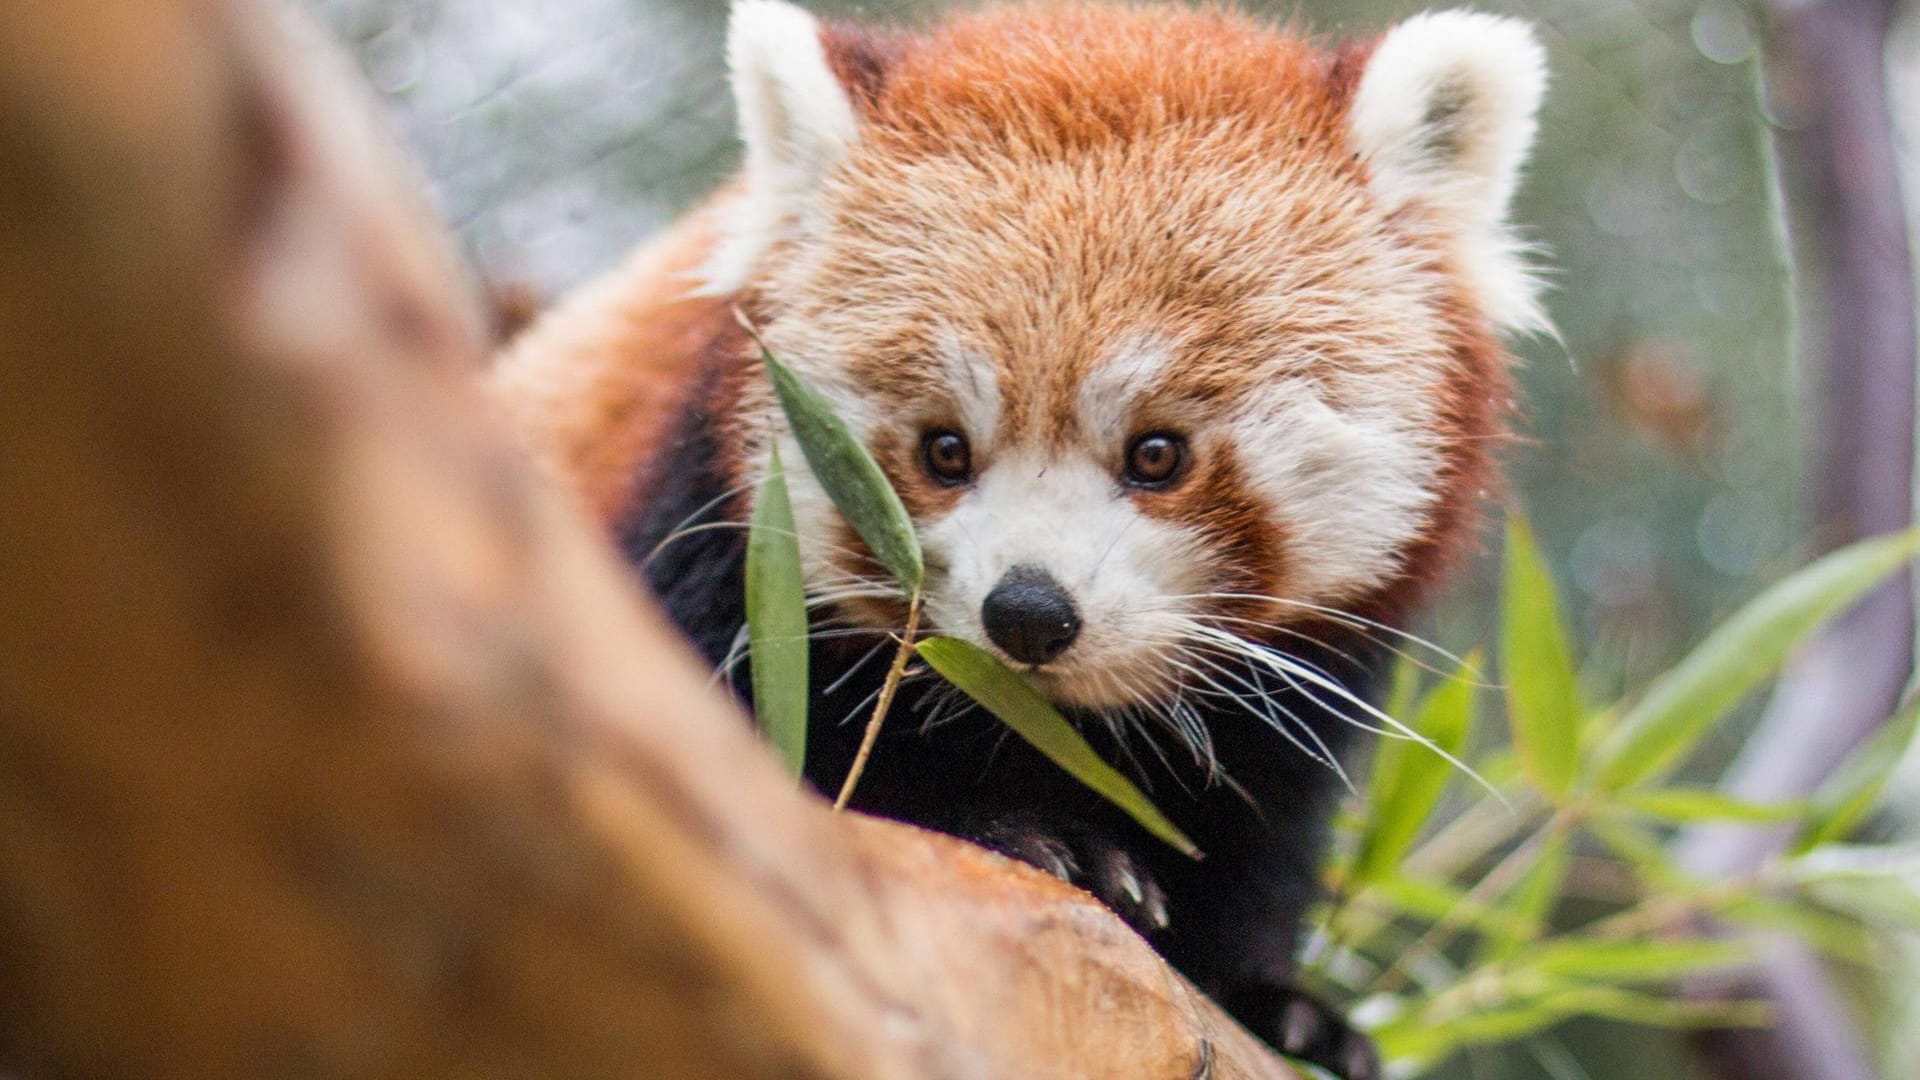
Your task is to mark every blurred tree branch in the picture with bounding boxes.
[1678,1,1915,1078]
[0,3,1295,1077]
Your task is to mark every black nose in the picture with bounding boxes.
[981,565,1082,665]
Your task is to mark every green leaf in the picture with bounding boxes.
[1805,876,1920,932]
[1620,787,1810,825]
[1353,655,1478,885]
[1371,874,1537,940]
[1375,995,1586,1068]
[1384,653,1419,723]
[1376,984,1767,1071]
[1722,898,1876,965]
[1520,938,1752,983]
[915,636,1200,858]
[755,337,923,591]
[1556,985,1771,1029]
[1794,694,1920,853]
[1474,747,1525,790]
[1791,843,1920,930]
[745,444,809,775]
[1597,530,1920,789]
[1791,841,1920,879]
[1502,517,1583,799]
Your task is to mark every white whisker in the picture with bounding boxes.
[1165,651,1330,770]
[1161,591,1479,676]
[1184,625,1500,802]
[711,623,752,689]
[638,477,761,567]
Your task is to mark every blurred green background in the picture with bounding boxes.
[302,1,1865,1076]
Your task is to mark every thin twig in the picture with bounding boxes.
[834,592,923,810]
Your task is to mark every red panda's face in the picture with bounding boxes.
[708,1,1546,710]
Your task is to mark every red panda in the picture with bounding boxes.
[492,3,1547,1075]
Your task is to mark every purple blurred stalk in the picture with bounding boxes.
[1678,1,1914,1078]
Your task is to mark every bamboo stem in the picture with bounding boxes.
[835,592,923,810]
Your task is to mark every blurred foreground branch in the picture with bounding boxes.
[1680,2,1916,1078]
[0,4,1292,1077]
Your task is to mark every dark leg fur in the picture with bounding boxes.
[620,389,1384,1079]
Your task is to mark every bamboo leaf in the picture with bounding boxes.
[1384,653,1419,723]
[1377,983,1767,1071]
[1556,985,1771,1029]
[1375,996,1585,1068]
[1792,844,1920,930]
[1794,693,1920,853]
[745,444,809,775]
[1474,747,1525,789]
[1722,898,1876,965]
[1371,875,1538,940]
[1502,517,1583,799]
[1354,657,1478,885]
[1596,530,1920,788]
[752,332,923,591]
[915,636,1200,858]
[1520,938,1752,983]
[1620,787,1810,826]
[1791,841,1920,880]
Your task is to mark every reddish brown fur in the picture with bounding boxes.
[489,194,747,524]
[496,1,1517,632]
[1139,439,1293,619]
[802,4,1377,446]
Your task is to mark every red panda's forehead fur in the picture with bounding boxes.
[756,1,1512,623]
[832,4,1364,157]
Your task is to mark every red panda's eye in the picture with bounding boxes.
[921,429,972,486]
[1123,432,1188,488]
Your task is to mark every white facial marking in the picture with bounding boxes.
[1232,382,1440,605]
[935,322,1001,450]
[1076,335,1176,447]
[919,451,1211,707]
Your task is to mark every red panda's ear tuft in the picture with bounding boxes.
[1348,10,1549,334]
[698,0,862,295]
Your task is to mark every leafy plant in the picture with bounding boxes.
[1309,521,1920,1076]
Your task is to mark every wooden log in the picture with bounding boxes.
[0,3,1295,1078]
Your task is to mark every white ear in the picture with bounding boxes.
[1349,11,1548,332]
[697,0,860,295]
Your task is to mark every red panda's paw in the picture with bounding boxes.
[1224,983,1380,1080]
[968,810,1171,937]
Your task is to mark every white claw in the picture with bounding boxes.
[1144,891,1170,932]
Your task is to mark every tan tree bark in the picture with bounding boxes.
[0,4,1297,1078]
